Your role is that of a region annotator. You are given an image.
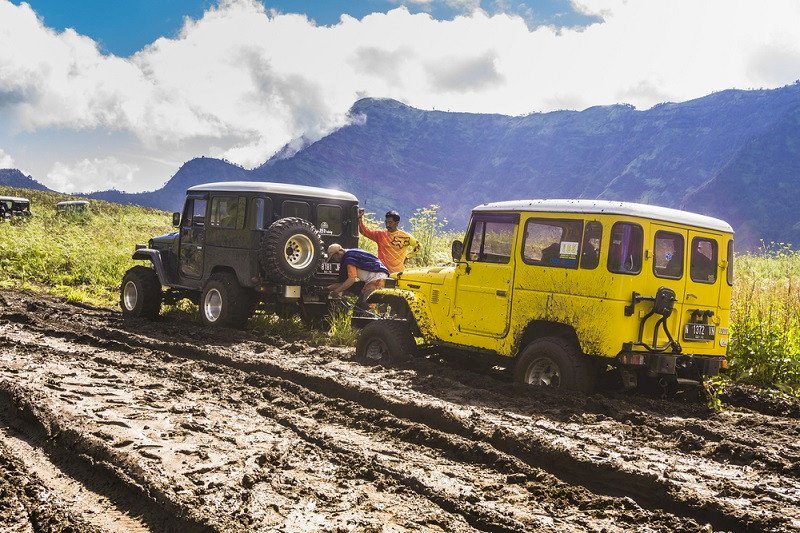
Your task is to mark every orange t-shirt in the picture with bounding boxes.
[359,220,418,273]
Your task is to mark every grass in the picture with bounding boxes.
[4,186,800,393]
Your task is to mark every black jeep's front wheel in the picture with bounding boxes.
[120,265,162,319]
[513,337,597,393]
[200,272,255,329]
[356,320,416,365]
[259,217,324,284]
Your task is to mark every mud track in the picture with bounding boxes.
[0,290,798,532]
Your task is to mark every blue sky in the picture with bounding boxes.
[14,0,596,56]
[1,0,799,193]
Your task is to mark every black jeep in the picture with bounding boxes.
[0,196,32,223]
[120,181,360,327]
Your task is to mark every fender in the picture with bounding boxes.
[367,288,436,340]
[131,248,172,287]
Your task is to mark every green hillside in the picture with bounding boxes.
[0,187,174,306]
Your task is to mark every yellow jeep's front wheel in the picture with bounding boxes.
[514,337,597,393]
[356,320,416,365]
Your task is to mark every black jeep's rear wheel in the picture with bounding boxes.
[356,320,416,365]
[120,265,162,319]
[200,271,255,329]
[259,217,324,284]
[514,337,597,393]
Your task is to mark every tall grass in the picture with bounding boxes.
[0,187,173,306]
[728,243,800,393]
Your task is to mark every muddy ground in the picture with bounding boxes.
[0,290,798,532]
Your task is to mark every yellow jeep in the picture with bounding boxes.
[354,199,734,393]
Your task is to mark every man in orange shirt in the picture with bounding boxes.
[358,209,419,274]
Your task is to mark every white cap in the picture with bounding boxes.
[327,243,344,258]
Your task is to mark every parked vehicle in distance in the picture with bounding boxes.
[120,181,359,327]
[354,199,734,393]
[56,200,90,214]
[0,196,32,223]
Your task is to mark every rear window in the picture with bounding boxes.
[283,201,310,219]
[607,222,644,274]
[691,237,718,283]
[317,204,342,236]
[654,231,684,279]
[522,218,584,269]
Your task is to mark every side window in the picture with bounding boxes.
[727,240,734,286]
[691,237,718,283]
[580,221,602,270]
[252,197,273,230]
[654,231,684,279]
[607,222,643,274]
[185,198,207,227]
[283,201,310,219]
[522,218,583,269]
[467,218,517,264]
[210,196,245,229]
[317,204,342,236]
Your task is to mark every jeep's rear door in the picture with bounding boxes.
[179,196,207,279]
[454,213,519,337]
[647,223,688,347]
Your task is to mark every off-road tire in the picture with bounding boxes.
[513,337,597,393]
[200,271,255,329]
[120,265,162,319]
[299,301,333,330]
[356,320,416,365]
[259,217,324,284]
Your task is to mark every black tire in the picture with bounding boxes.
[299,302,333,330]
[259,217,324,284]
[200,271,255,328]
[513,337,597,393]
[356,320,416,365]
[120,265,162,319]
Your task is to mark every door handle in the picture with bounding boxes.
[496,290,507,297]
[686,293,698,299]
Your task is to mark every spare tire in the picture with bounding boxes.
[259,217,325,284]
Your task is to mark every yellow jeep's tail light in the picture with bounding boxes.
[620,353,646,366]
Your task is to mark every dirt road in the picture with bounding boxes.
[0,290,798,532]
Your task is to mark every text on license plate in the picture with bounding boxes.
[318,262,340,273]
[683,323,715,341]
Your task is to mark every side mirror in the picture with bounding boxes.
[172,212,181,227]
[451,240,464,262]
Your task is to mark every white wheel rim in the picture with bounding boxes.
[284,234,315,270]
[204,288,223,322]
[525,356,561,387]
[122,281,138,311]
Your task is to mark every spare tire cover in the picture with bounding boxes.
[259,217,325,284]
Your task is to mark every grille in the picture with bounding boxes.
[431,289,440,304]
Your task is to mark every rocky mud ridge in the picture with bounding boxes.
[0,290,798,532]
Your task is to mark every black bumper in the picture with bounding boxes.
[618,352,725,379]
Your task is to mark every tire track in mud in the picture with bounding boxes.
[76,324,787,532]
[2,293,800,531]
[0,321,686,532]
[0,382,214,533]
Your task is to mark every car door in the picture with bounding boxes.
[454,213,519,337]
[682,231,722,347]
[648,223,688,347]
[179,196,207,279]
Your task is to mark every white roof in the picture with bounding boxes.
[187,181,358,202]
[0,196,29,203]
[56,200,89,206]
[473,199,733,233]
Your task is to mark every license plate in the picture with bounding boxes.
[318,262,340,274]
[683,323,715,341]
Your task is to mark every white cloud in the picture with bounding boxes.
[46,157,139,193]
[1,0,800,192]
[0,148,13,168]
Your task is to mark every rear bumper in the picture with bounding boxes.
[617,352,725,379]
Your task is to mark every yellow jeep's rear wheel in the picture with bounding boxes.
[514,337,597,393]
